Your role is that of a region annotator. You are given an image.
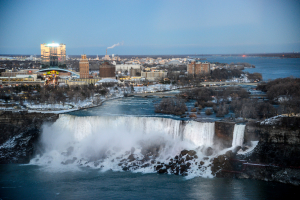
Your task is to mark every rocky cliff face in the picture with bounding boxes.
[212,117,300,186]
[214,121,235,148]
[0,111,58,164]
[248,124,300,166]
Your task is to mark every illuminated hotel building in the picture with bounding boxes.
[79,54,89,78]
[41,42,66,66]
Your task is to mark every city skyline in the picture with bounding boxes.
[0,0,300,55]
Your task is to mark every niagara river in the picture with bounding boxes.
[1,103,300,199]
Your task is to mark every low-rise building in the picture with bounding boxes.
[115,64,141,72]
[66,80,88,86]
[141,70,167,81]
[72,78,102,84]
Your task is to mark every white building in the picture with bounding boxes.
[115,64,141,72]
[141,70,167,81]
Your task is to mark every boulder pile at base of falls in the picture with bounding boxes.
[119,149,202,176]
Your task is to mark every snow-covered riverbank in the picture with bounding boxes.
[0,84,182,114]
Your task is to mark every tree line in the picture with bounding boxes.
[0,84,110,106]
[257,77,300,114]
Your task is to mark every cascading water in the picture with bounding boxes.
[183,121,215,147]
[232,124,246,147]
[31,114,217,178]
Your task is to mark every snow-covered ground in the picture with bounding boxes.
[0,87,124,114]
[26,103,72,110]
[0,84,182,114]
[259,115,285,125]
[132,84,179,93]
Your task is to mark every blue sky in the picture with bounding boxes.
[0,0,300,55]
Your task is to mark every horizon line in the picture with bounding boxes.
[0,52,299,57]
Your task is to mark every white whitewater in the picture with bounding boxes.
[232,124,246,147]
[183,121,215,147]
[31,115,216,177]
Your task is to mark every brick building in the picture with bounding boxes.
[187,61,210,76]
[99,61,115,78]
[79,54,89,78]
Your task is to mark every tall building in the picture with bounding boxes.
[99,61,115,78]
[79,54,89,78]
[187,61,210,76]
[41,42,66,67]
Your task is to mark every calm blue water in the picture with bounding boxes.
[68,96,233,122]
[199,56,300,81]
[1,165,299,200]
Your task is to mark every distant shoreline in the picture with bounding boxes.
[1,53,300,59]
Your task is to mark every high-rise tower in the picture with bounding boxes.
[41,42,66,67]
[79,54,89,78]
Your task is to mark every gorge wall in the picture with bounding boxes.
[0,111,58,164]
[249,124,300,166]
[214,121,235,148]
[213,117,300,186]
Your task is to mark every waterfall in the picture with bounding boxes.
[183,121,215,147]
[232,124,246,147]
[37,114,214,148]
[30,114,216,177]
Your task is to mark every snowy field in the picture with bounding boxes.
[132,84,182,93]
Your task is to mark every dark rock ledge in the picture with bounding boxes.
[0,111,58,164]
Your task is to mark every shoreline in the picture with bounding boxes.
[0,82,258,115]
[0,86,185,114]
